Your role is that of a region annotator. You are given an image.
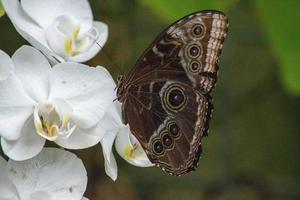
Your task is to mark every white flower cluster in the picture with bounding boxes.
[0,0,153,199]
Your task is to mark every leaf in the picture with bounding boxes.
[137,0,239,21]
[0,1,4,17]
[255,0,300,95]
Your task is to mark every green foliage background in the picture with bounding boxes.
[0,2,4,17]
[0,0,300,199]
[255,0,300,95]
[137,0,239,21]
[135,0,300,96]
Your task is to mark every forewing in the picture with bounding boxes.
[125,10,229,94]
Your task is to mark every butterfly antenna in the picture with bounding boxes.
[95,41,124,75]
[87,28,124,75]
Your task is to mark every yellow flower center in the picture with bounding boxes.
[34,102,76,141]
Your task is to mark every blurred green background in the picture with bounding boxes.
[1,0,300,199]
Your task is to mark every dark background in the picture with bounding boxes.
[1,0,300,199]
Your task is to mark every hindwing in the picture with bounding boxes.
[123,81,212,175]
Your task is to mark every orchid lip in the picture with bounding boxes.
[33,101,76,141]
[45,15,100,58]
[124,143,139,160]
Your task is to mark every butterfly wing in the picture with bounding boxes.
[119,10,228,175]
[124,10,228,94]
[123,81,212,175]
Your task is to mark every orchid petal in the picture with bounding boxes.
[1,0,60,63]
[100,132,118,181]
[0,156,7,170]
[99,101,127,180]
[55,124,103,149]
[55,101,121,150]
[0,71,35,141]
[14,25,65,64]
[48,64,115,128]
[0,157,20,200]
[21,0,93,35]
[0,49,14,81]
[6,148,87,200]
[1,0,43,38]
[1,117,46,161]
[12,45,51,102]
[71,109,99,129]
[0,50,34,141]
[29,192,55,200]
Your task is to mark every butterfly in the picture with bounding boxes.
[117,10,229,176]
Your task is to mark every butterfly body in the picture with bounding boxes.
[117,10,229,175]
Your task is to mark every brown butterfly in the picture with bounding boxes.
[117,10,229,176]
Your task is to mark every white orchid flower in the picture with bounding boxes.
[1,0,108,63]
[0,148,88,200]
[99,99,154,181]
[0,45,115,160]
